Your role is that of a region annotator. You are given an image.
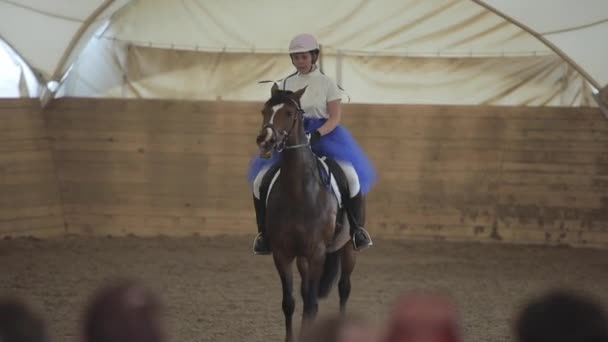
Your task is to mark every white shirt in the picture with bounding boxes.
[280,66,343,119]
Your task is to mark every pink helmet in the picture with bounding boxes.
[288,33,320,54]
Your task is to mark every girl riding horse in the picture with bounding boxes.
[248,33,377,254]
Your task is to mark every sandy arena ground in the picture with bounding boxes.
[1,235,607,342]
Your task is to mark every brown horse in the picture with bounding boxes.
[255,84,357,342]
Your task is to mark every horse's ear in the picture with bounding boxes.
[293,86,307,100]
[271,83,279,97]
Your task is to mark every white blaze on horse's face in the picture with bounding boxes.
[261,103,284,145]
[269,103,284,124]
[262,127,273,144]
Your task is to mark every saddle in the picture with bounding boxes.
[259,156,352,253]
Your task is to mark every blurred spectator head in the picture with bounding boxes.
[300,314,376,342]
[384,291,462,342]
[83,279,165,342]
[515,290,608,342]
[0,296,48,342]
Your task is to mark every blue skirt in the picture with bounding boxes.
[247,118,377,194]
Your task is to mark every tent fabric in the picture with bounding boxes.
[57,0,595,106]
[0,0,130,80]
[0,39,40,97]
[59,43,595,107]
[105,0,551,57]
[2,0,607,108]
[476,0,608,89]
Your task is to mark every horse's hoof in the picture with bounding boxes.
[253,234,272,255]
[353,242,373,251]
[352,238,374,251]
[352,231,373,251]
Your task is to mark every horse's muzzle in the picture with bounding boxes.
[257,127,274,159]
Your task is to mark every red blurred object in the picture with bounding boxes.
[384,292,462,342]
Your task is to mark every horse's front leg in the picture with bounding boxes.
[339,244,356,315]
[273,253,295,342]
[300,253,324,331]
[296,256,311,333]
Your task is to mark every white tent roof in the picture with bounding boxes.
[105,0,551,56]
[476,0,608,89]
[0,0,130,80]
[1,0,606,108]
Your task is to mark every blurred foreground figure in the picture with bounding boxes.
[83,279,165,342]
[300,314,377,342]
[0,297,48,342]
[515,290,608,342]
[384,292,462,342]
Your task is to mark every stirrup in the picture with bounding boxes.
[352,227,373,251]
[252,232,271,255]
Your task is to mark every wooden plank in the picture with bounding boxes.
[65,214,254,236]
[0,100,63,238]
[56,179,505,205]
[50,137,257,156]
[0,129,48,140]
[40,113,594,141]
[347,125,608,141]
[495,192,606,208]
[0,116,45,132]
[496,182,608,194]
[0,215,64,234]
[5,97,608,247]
[1,170,58,185]
[344,116,608,135]
[0,189,62,207]
[369,221,489,240]
[56,164,247,184]
[53,139,508,162]
[46,108,256,125]
[60,192,252,208]
[501,162,603,175]
[503,150,608,164]
[373,138,608,153]
[0,98,40,110]
[499,173,608,187]
[0,139,51,152]
[59,179,249,196]
[45,98,602,120]
[1,161,57,175]
[342,103,602,120]
[504,228,608,247]
[0,205,63,221]
[0,150,54,163]
[371,222,608,248]
[499,220,608,235]
[64,204,253,218]
[0,226,65,238]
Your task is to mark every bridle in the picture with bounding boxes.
[262,97,309,153]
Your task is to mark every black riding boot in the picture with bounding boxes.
[252,197,271,255]
[347,192,373,251]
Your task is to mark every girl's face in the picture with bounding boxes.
[291,52,314,74]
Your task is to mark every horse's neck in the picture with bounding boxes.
[280,125,319,196]
[282,146,316,173]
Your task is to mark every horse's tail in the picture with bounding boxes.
[318,250,341,298]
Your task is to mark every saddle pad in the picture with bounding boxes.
[265,157,342,208]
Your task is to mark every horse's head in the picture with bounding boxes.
[256,83,307,158]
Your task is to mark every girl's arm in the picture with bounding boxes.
[317,99,342,136]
